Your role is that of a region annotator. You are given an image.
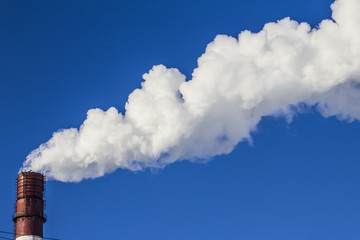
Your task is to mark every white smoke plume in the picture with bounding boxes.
[23,0,360,182]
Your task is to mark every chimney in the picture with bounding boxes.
[13,172,46,240]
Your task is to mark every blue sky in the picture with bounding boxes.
[1,0,360,239]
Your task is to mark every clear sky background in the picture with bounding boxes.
[1,0,359,239]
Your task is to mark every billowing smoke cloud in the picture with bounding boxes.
[23,0,360,182]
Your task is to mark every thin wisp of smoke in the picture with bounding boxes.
[23,0,360,182]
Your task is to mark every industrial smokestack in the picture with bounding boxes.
[13,172,46,240]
